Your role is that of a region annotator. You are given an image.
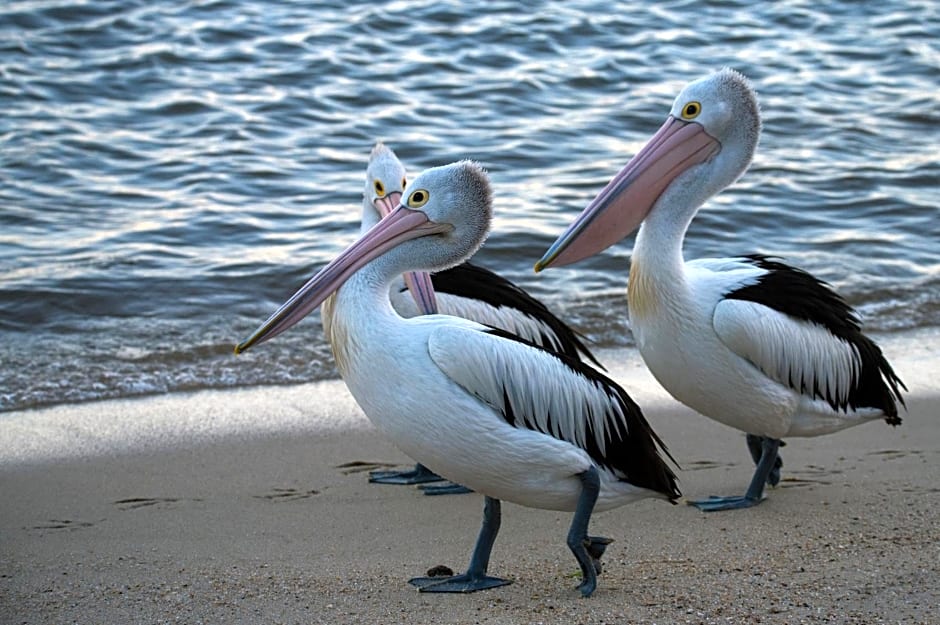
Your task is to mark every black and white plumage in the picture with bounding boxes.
[393,262,602,367]
[479,327,675,486]
[537,69,906,511]
[237,161,679,596]
[721,254,904,419]
[356,144,602,491]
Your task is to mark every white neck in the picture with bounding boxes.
[629,175,705,310]
[326,260,399,378]
[633,201,694,280]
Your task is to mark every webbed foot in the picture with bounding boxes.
[409,573,511,593]
[418,482,474,496]
[690,494,764,512]
[368,463,445,485]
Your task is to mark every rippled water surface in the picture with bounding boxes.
[2,0,938,411]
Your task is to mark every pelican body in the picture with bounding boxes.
[537,69,906,511]
[238,161,679,596]
[354,144,602,493]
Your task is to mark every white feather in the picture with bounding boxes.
[390,282,562,350]
[713,299,862,407]
[427,325,625,464]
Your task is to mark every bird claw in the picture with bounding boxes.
[767,464,782,487]
[577,577,597,598]
[586,536,613,574]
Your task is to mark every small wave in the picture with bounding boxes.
[1,0,937,412]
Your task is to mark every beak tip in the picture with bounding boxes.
[534,253,556,273]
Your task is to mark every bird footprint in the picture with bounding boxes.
[31,518,96,531]
[252,487,319,502]
[113,497,199,510]
[683,459,734,471]
[335,460,398,475]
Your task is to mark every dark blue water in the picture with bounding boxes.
[2,0,938,412]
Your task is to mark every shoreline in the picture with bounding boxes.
[1,330,938,623]
[2,327,936,468]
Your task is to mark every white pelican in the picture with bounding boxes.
[536,68,906,511]
[355,144,603,494]
[237,161,679,596]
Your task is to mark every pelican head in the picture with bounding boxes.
[536,68,761,270]
[364,142,439,315]
[236,161,492,353]
[363,142,408,232]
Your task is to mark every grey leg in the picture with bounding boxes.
[746,434,783,486]
[408,496,511,592]
[693,437,782,512]
[567,466,605,597]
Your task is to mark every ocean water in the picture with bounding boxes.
[1,0,938,413]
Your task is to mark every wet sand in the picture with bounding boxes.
[1,334,938,624]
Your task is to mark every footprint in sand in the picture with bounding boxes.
[252,487,319,502]
[30,518,97,531]
[868,449,924,461]
[334,460,398,475]
[682,459,735,472]
[113,497,201,511]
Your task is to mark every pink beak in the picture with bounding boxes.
[536,116,719,271]
[375,191,438,315]
[235,205,447,354]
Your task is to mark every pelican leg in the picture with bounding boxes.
[567,466,603,597]
[692,437,782,512]
[409,496,511,592]
[746,434,784,486]
[418,482,474,496]
[368,463,446,485]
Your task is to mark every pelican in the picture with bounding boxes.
[536,68,906,512]
[355,144,603,494]
[237,161,680,596]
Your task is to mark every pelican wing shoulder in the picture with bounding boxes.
[427,324,679,498]
[713,255,906,420]
[427,263,603,368]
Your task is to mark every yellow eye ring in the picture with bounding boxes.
[681,101,702,120]
[407,189,430,208]
[374,180,385,197]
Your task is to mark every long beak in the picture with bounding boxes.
[375,191,438,315]
[235,205,446,354]
[535,116,720,271]
[372,192,402,218]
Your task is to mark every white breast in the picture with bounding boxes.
[630,262,799,438]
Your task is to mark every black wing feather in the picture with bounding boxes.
[430,262,605,369]
[725,254,906,422]
[485,327,680,501]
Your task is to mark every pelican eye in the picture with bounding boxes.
[407,189,429,208]
[681,101,701,120]
[373,179,385,197]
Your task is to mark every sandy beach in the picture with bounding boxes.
[2,331,938,624]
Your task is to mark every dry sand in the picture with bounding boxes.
[1,331,938,624]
